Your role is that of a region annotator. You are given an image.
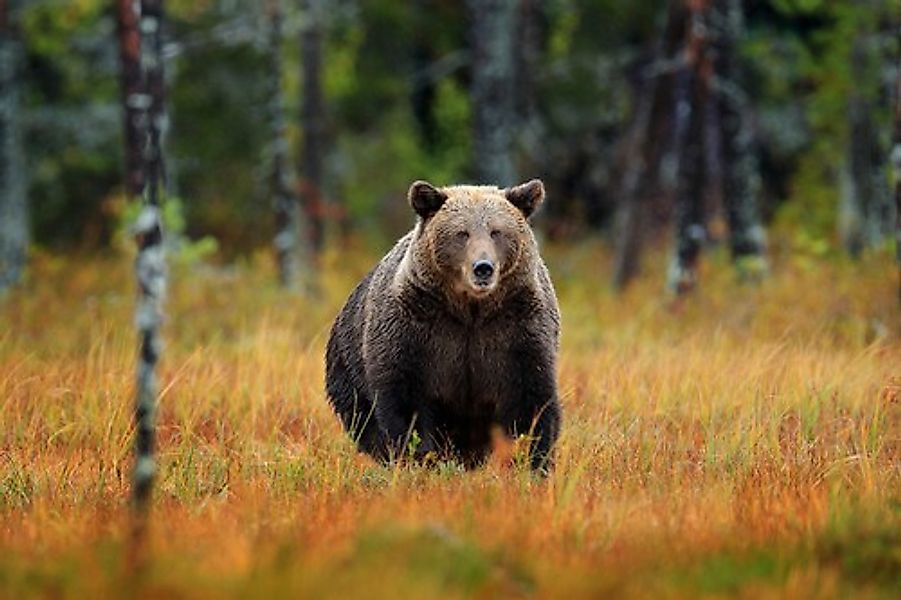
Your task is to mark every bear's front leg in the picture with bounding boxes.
[371,394,439,463]
[499,336,561,474]
[370,386,417,462]
[502,398,560,473]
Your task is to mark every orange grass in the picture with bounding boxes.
[0,240,898,598]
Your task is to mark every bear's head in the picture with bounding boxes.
[407,179,545,300]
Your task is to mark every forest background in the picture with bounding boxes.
[0,0,899,597]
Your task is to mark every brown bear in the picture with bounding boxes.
[325,179,561,472]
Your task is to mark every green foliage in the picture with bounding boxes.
[168,39,270,252]
[0,463,35,510]
[331,525,535,596]
[670,552,786,594]
[771,0,826,14]
[747,0,898,246]
[819,495,901,586]
[336,76,472,238]
[13,0,900,254]
[405,429,422,458]
[19,0,121,248]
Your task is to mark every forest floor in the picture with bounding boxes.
[0,240,898,598]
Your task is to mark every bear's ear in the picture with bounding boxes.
[505,179,545,218]
[408,180,448,219]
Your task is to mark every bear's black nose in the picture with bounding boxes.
[473,260,494,280]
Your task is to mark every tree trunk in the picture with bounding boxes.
[132,0,167,519]
[712,0,767,277]
[300,0,325,255]
[612,1,686,290]
[467,0,516,186]
[267,0,307,288]
[667,1,710,295]
[611,70,661,290]
[513,0,542,126]
[411,0,437,150]
[117,0,145,199]
[844,36,874,257]
[894,49,901,304]
[0,0,27,293]
[844,34,891,257]
[142,0,166,209]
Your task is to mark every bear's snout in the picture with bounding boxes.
[472,259,495,283]
[465,251,499,296]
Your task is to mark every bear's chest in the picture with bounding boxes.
[420,317,516,410]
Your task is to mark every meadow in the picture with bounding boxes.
[0,240,898,598]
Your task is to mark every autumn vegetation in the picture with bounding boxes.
[1,239,897,597]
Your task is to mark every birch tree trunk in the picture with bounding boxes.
[468,0,516,186]
[267,0,307,288]
[132,0,167,517]
[300,0,325,255]
[0,0,28,293]
[667,0,710,295]
[712,0,767,277]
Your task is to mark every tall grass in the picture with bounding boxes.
[0,242,898,598]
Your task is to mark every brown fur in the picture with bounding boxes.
[325,180,561,472]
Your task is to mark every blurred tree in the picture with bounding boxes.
[165,2,269,251]
[22,1,121,247]
[143,0,166,209]
[410,0,438,150]
[0,0,27,292]
[467,0,516,186]
[525,1,661,234]
[512,0,545,136]
[300,0,325,254]
[842,31,892,256]
[266,0,308,288]
[894,44,901,303]
[117,0,145,199]
[668,0,710,295]
[612,1,686,289]
[712,0,767,278]
[665,0,769,295]
[131,0,167,522]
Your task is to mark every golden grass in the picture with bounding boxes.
[1,240,898,598]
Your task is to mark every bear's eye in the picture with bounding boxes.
[490,229,501,239]
[456,231,469,241]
